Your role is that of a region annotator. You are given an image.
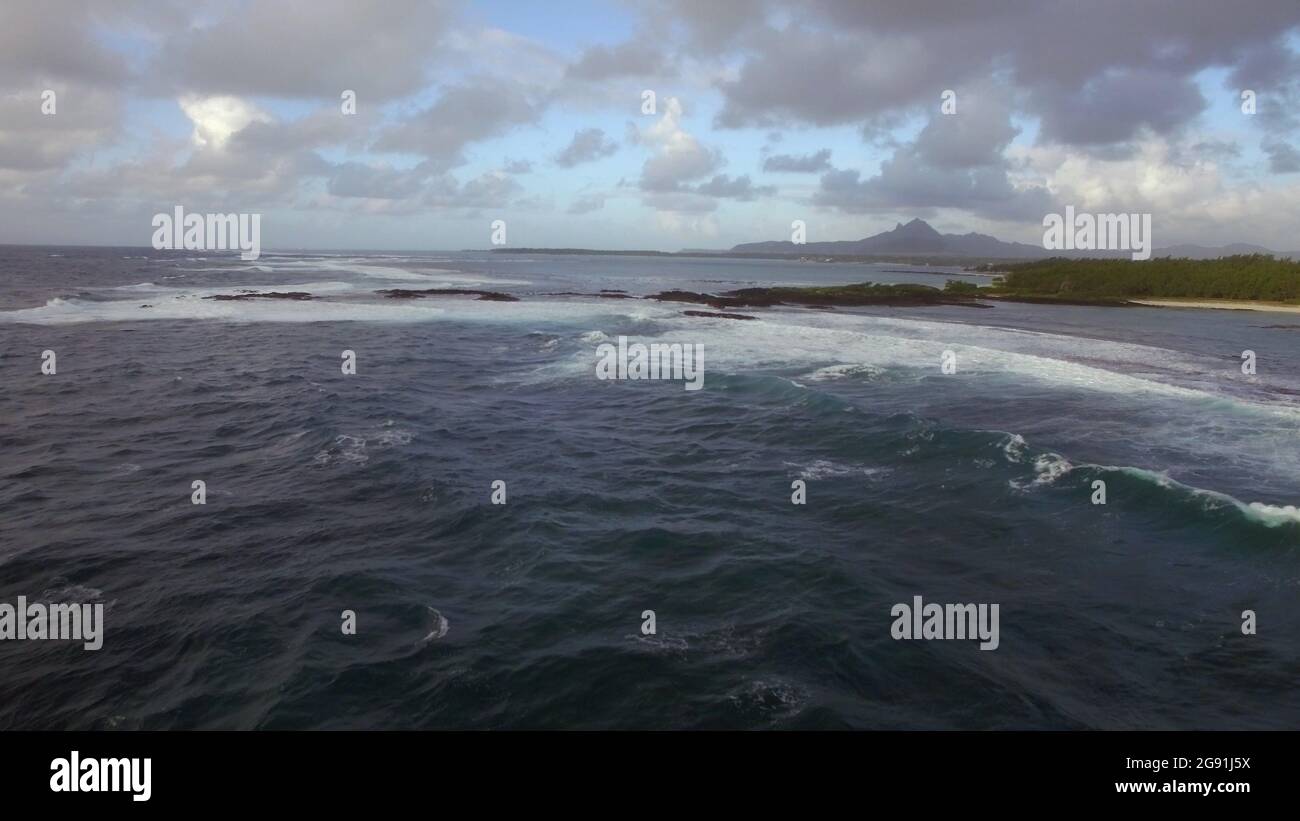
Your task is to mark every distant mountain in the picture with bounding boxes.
[729,218,1300,261]
[731,218,1045,258]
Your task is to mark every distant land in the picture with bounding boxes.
[494,218,1300,263]
[732,218,1300,261]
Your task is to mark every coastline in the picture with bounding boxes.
[1129,298,1300,314]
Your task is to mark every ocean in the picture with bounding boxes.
[0,245,1297,729]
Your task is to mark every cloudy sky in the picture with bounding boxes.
[2,0,1299,251]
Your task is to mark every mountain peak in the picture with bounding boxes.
[729,218,1287,260]
[890,218,941,239]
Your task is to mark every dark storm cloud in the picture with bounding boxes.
[814,84,1054,220]
[151,0,455,100]
[711,0,1300,148]
[0,1,136,87]
[1029,69,1205,146]
[1229,37,1300,137]
[714,25,959,128]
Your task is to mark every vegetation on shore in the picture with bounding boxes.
[986,255,1300,303]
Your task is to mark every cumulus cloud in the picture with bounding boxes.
[425,170,522,209]
[693,174,775,200]
[555,128,618,167]
[566,39,673,80]
[151,0,455,100]
[763,149,832,173]
[3,0,1300,249]
[1029,69,1204,146]
[634,97,722,193]
[327,162,429,199]
[1263,141,1300,174]
[375,78,541,169]
[179,95,272,150]
[815,84,1055,220]
[713,0,1300,151]
[0,1,134,87]
[0,88,121,170]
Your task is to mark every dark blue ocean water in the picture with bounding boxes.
[1,246,1297,729]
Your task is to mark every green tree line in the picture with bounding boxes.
[991,255,1300,302]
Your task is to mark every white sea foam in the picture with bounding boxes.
[1112,466,1299,527]
[312,424,414,467]
[608,311,1300,425]
[1243,502,1300,526]
[9,275,1300,434]
[4,293,449,324]
[788,460,888,480]
[313,435,371,466]
[271,257,531,286]
[1000,433,1029,464]
[804,363,885,381]
[4,286,659,326]
[997,437,1298,528]
[1009,452,1073,489]
[111,280,359,295]
[423,607,450,642]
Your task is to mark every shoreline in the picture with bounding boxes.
[1129,298,1300,314]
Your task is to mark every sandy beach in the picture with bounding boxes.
[1130,298,1300,314]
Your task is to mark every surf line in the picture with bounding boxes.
[890,595,999,650]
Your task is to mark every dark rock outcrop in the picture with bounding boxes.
[205,291,313,301]
[683,310,757,320]
[377,288,519,302]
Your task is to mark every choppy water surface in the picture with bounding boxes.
[1,246,1297,729]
